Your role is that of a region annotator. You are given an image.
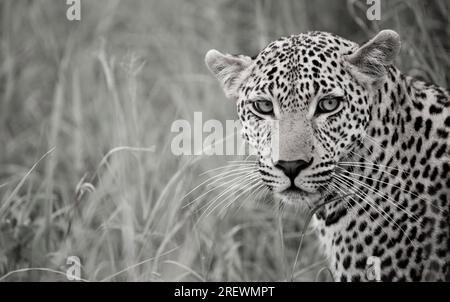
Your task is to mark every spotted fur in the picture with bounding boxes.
[205,30,450,282]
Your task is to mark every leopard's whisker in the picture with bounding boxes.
[358,134,387,153]
[329,181,372,220]
[336,171,422,226]
[333,174,418,248]
[218,181,265,218]
[333,173,417,248]
[187,166,258,198]
[329,179,370,215]
[337,168,446,214]
[347,149,376,169]
[350,143,410,176]
[330,179,389,222]
[323,182,351,212]
[184,170,258,208]
[196,173,260,215]
[186,166,258,199]
[183,167,257,205]
[347,149,380,167]
[328,182,399,248]
[218,180,263,213]
[198,176,261,221]
[328,183,356,215]
[334,173,397,226]
[338,162,409,176]
[203,167,258,188]
[363,134,392,155]
[357,137,383,163]
[341,170,419,222]
[360,134,385,153]
[338,162,423,212]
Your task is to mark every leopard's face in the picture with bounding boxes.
[206,31,400,208]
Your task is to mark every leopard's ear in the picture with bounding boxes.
[205,49,252,99]
[346,30,401,83]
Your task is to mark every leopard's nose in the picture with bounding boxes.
[275,159,313,183]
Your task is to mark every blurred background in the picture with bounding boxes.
[0,0,448,281]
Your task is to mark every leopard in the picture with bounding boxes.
[204,30,450,282]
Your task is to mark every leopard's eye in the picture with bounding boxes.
[316,97,342,115]
[253,100,274,115]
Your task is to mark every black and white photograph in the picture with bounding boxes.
[0,0,449,287]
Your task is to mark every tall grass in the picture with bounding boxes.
[0,0,448,281]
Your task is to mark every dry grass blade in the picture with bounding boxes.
[0,148,55,218]
[100,247,179,282]
[0,267,90,282]
[289,193,353,282]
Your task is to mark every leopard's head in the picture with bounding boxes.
[205,30,401,208]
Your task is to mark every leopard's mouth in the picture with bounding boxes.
[276,185,323,208]
[284,186,305,195]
